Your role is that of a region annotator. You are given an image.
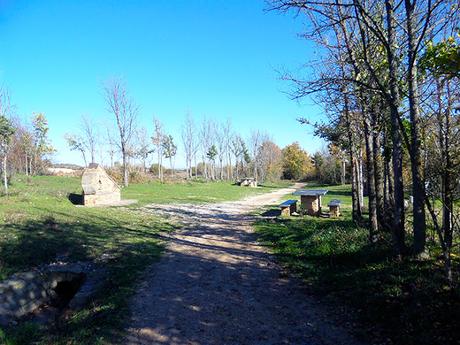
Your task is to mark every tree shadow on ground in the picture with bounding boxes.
[0,209,167,344]
[254,216,460,345]
[260,208,281,217]
[123,242,355,345]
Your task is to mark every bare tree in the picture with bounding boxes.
[103,79,138,187]
[81,115,98,164]
[216,121,228,180]
[199,118,216,180]
[223,119,233,180]
[182,113,199,179]
[257,139,282,182]
[65,134,87,166]
[152,117,165,181]
[135,127,154,172]
[249,130,264,181]
[105,126,117,168]
[231,135,245,180]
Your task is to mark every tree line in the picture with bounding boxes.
[0,87,54,193]
[0,80,316,194]
[272,0,460,282]
[65,79,317,187]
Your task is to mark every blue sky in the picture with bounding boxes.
[0,0,325,167]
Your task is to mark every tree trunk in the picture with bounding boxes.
[228,154,233,180]
[219,158,224,181]
[343,94,361,221]
[235,159,239,180]
[203,155,208,180]
[157,151,161,180]
[25,154,29,176]
[383,126,393,229]
[373,124,385,228]
[385,0,406,255]
[194,155,197,178]
[364,116,379,242]
[405,0,426,255]
[356,148,365,211]
[3,155,8,195]
[441,80,453,284]
[81,150,87,168]
[122,149,129,187]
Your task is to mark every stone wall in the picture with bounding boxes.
[0,265,86,326]
[301,195,321,216]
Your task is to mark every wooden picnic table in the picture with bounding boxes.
[292,189,328,216]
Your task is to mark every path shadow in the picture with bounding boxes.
[261,208,281,217]
[125,245,357,345]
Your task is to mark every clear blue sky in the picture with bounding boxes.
[0,0,325,167]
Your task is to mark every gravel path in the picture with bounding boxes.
[125,184,364,345]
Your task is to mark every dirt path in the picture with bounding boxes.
[125,184,363,345]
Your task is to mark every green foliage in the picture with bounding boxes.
[0,116,15,153]
[162,134,177,159]
[32,113,54,155]
[243,146,251,164]
[64,134,85,158]
[206,144,218,161]
[420,34,460,79]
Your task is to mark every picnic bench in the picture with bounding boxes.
[327,199,341,217]
[279,199,297,216]
[292,189,328,216]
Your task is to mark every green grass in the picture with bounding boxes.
[122,179,293,205]
[0,175,177,344]
[0,175,291,344]
[254,183,460,345]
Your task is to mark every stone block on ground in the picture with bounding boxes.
[81,163,121,206]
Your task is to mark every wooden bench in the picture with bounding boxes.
[279,199,297,216]
[328,199,341,217]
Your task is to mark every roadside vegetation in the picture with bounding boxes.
[255,184,460,345]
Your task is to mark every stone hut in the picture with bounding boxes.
[81,164,120,206]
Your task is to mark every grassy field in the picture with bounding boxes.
[255,183,460,345]
[123,179,293,205]
[0,175,290,344]
[0,175,176,344]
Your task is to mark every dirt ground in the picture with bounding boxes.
[125,184,364,345]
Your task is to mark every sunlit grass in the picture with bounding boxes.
[122,179,293,205]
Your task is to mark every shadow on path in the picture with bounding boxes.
[125,185,364,345]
